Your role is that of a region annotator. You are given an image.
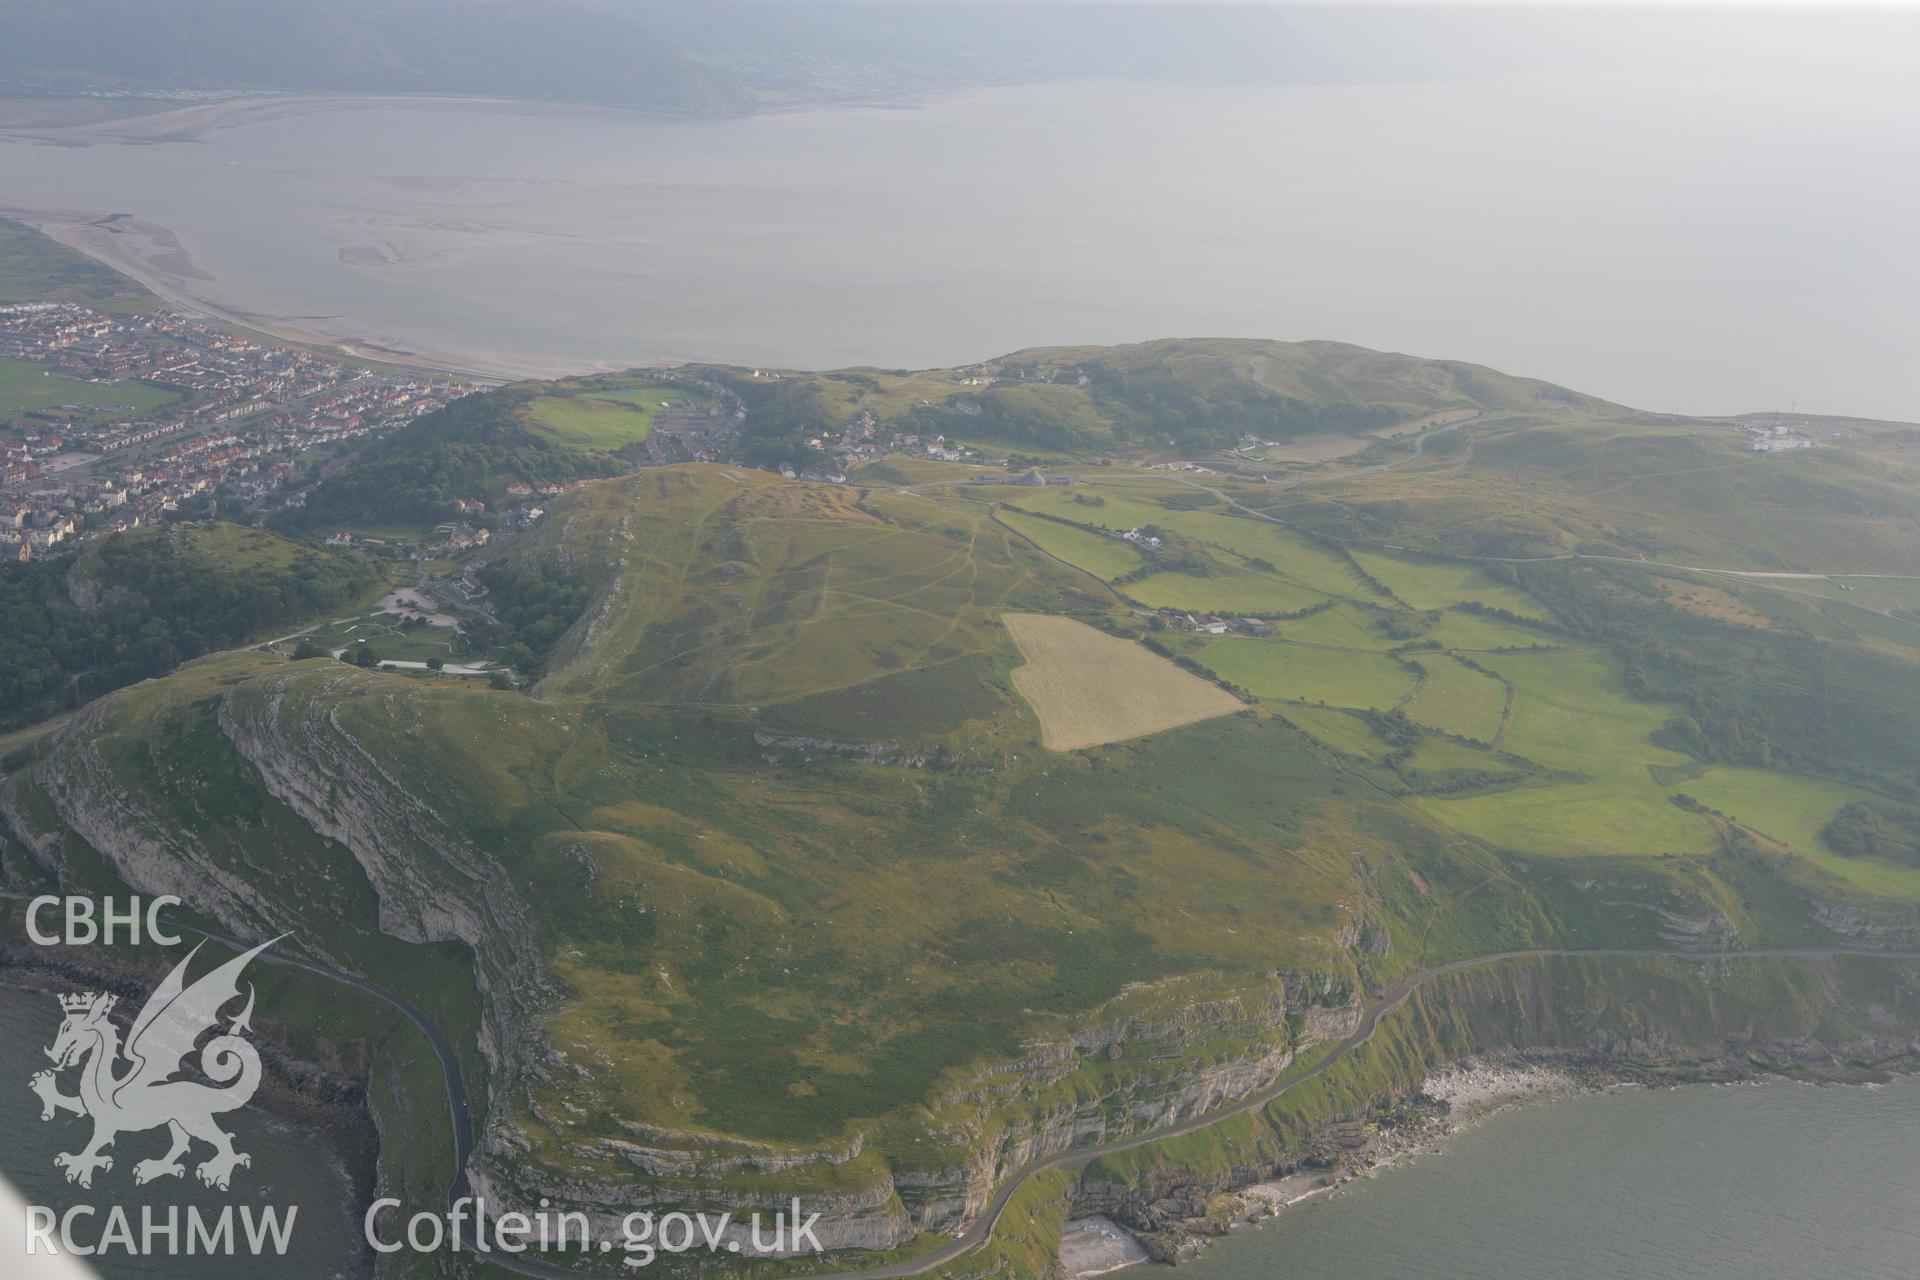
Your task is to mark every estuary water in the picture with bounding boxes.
[0,983,369,1279]
[2,70,1918,418]
[1179,1075,1920,1280]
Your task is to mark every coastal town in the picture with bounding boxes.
[0,301,479,558]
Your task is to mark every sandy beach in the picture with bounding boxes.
[2,91,673,381]
[4,203,604,384]
[0,91,664,149]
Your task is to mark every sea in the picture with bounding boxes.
[0,983,369,1279]
[1,70,1917,418]
[1177,1074,1920,1280]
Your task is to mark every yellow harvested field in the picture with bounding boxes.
[1003,613,1242,751]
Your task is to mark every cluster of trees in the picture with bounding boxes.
[1400,764,1530,796]
[467,562,597,676]
[1824,801,1920,865]
[721,376,839,471]
[1114,545,1211,586]
[285,389,622,530]
[1084,368,1404,454]
[0,526,381,730]
[1343,551,1396,599]
[1454,599,1572,636]
[1358,707,1424,754]
[1380,607,1442,640]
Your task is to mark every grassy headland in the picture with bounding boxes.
[3,333,1917,1279]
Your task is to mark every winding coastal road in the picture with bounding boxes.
[6,886,1913,1279]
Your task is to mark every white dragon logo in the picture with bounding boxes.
[28,937,279,1192]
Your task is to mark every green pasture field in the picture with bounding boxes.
[1423,611,1566,651]
[996,508,1143,580]
[1349,548,1551,618]
[1769,575,1920,615]
[307,613,464,663]
[1413,648,1714,856]
[329,521,439,546]
[1001,481,1567,651]
[0,356,180,421]
[1403,736,1507,773]
[1746,576,1920,656]
[520,380,708,452]
[1200,638,1417,711]
[1276,704,1392,758]
[1682,767,1920,898]
[524,393,658,450]
[1004,485,1371,599]
[1154,511,1374,597]
[1422,775,1717,858]
[1001,485,1177,532]
[1126,567,1330,614]
[1464,650,1681,778]
[1403,656,1508,742]
[1390,645,1920,893]
[1276,602,1397,649]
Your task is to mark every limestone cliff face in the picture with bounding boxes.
[4,699,273,922]
[1813,900,1920,950]
[1071,953,1920,1254]
[0,665,1382,1263]
[0,668,554,1214]
[893,979,1360,1236]
[213,670,557,1141]
[477,969,1363,1255]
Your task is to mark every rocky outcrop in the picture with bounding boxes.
[2,698,292,939]
[881,974,1360,1240]
[1066,953,1920,1266]
[753,732,933,767]
[1644,904,1739,949]
[603,1128,865,1178]
[213,670,556,1142]
[1813,900,1920,950]
[475,968,1365,1256]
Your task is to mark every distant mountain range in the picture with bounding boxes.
[0,0,1318,113]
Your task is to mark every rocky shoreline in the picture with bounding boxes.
[1060,1057,1582,1276]
[1059,1049,1919,1276]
